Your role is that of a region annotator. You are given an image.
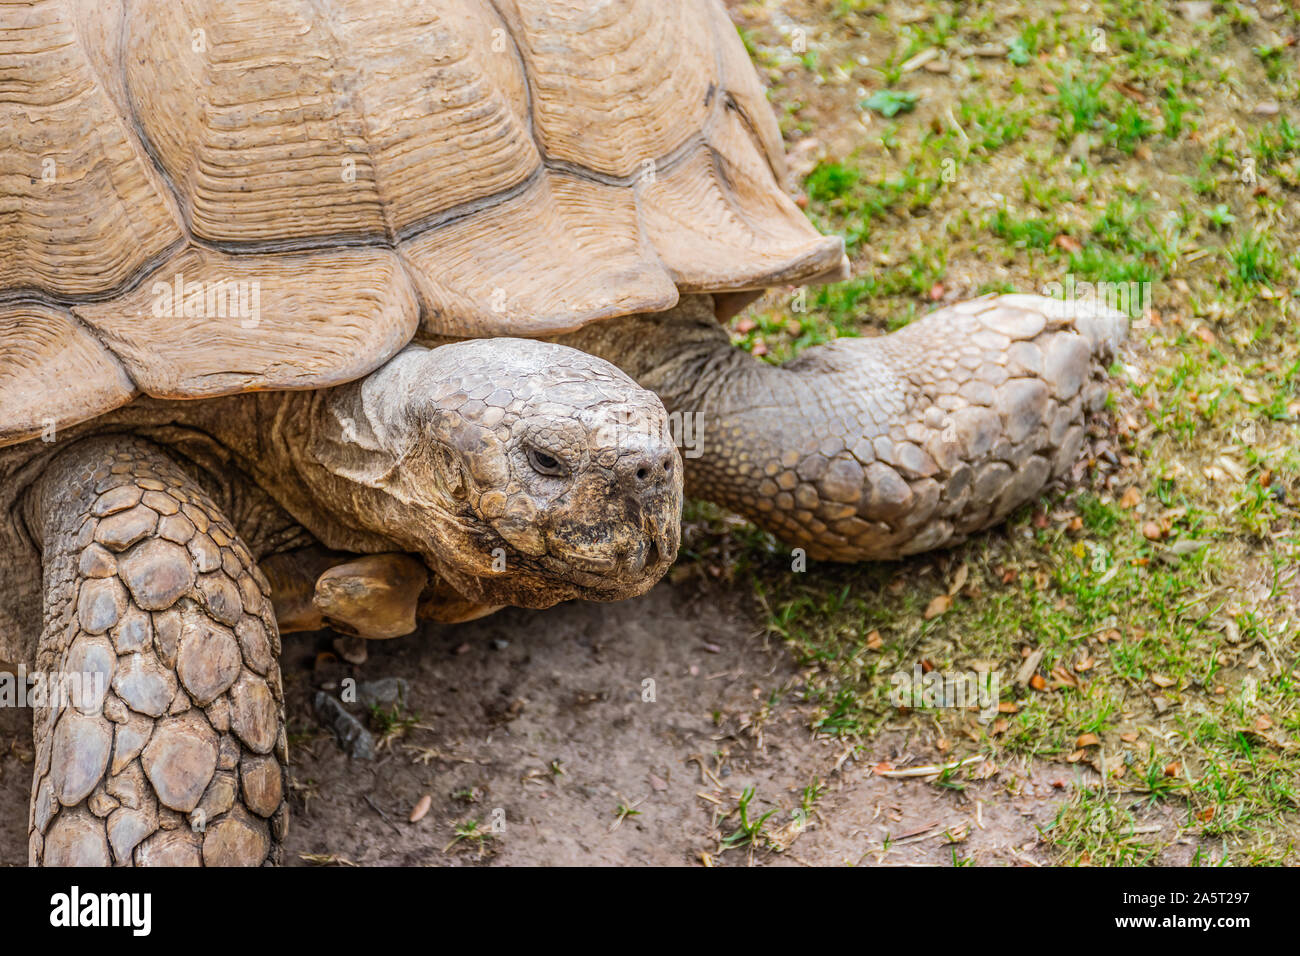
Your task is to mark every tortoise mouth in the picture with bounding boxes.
[538,528,678,595]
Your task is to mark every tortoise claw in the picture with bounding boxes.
[312,553,428,641]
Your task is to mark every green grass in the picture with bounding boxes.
[1229,231,1281,287]
[706,0,1300,866]
[718,786,780,852]
[862,89,919,117]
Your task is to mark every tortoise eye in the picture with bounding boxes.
[527,446,566,477]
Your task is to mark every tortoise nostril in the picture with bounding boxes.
[618,443,676,493]
[631,456,669,489]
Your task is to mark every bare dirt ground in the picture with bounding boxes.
[3,581,1190,868]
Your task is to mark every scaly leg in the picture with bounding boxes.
[561,294,1126,561]
[24,436,287,865]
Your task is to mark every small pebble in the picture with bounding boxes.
[314,692,376,760]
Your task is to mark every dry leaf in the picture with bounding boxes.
[948,562,969,596]
[1050,667,1079,688]
[1076,733,1101,747]
[1113,81,1147,102]
[409,794,432,823]
[901,47,939,72]
[924,594,952,620]
[944,823,970,844]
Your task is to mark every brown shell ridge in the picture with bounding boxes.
[703,0,788,185]
[0,121,712,314]
[0,304,140,447]
[71,245,423,401]
[290,0,402,246]
[2,0,845,405]
[718,90,783,188]
[0,236,189,311]
[537,133,706,190]
[699,0,784,187]
[0,0,186,298]
[482,0,539,141]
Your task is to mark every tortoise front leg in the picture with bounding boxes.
[263,549,430,640]
[264,546,501,641]
[24,436,287,866]
[562,294,1127,562]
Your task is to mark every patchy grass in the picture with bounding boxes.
[697,0,1300,866]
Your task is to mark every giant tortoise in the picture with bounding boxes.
[0,0,1124,865]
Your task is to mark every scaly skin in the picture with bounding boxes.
[10,298,1120,866]
[11,339,682,865]
[559,294,1126,561]
[23,436,287,866]
[195,340,684,609]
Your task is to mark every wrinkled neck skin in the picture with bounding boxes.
[282,348,522,605]
[553,296,767,453]
[176,349,531,607]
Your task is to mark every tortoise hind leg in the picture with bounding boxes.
[24,436,287,866]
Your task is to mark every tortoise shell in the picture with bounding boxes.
[0,0,845,446]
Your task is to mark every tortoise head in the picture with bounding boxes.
[307,340,682,608]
